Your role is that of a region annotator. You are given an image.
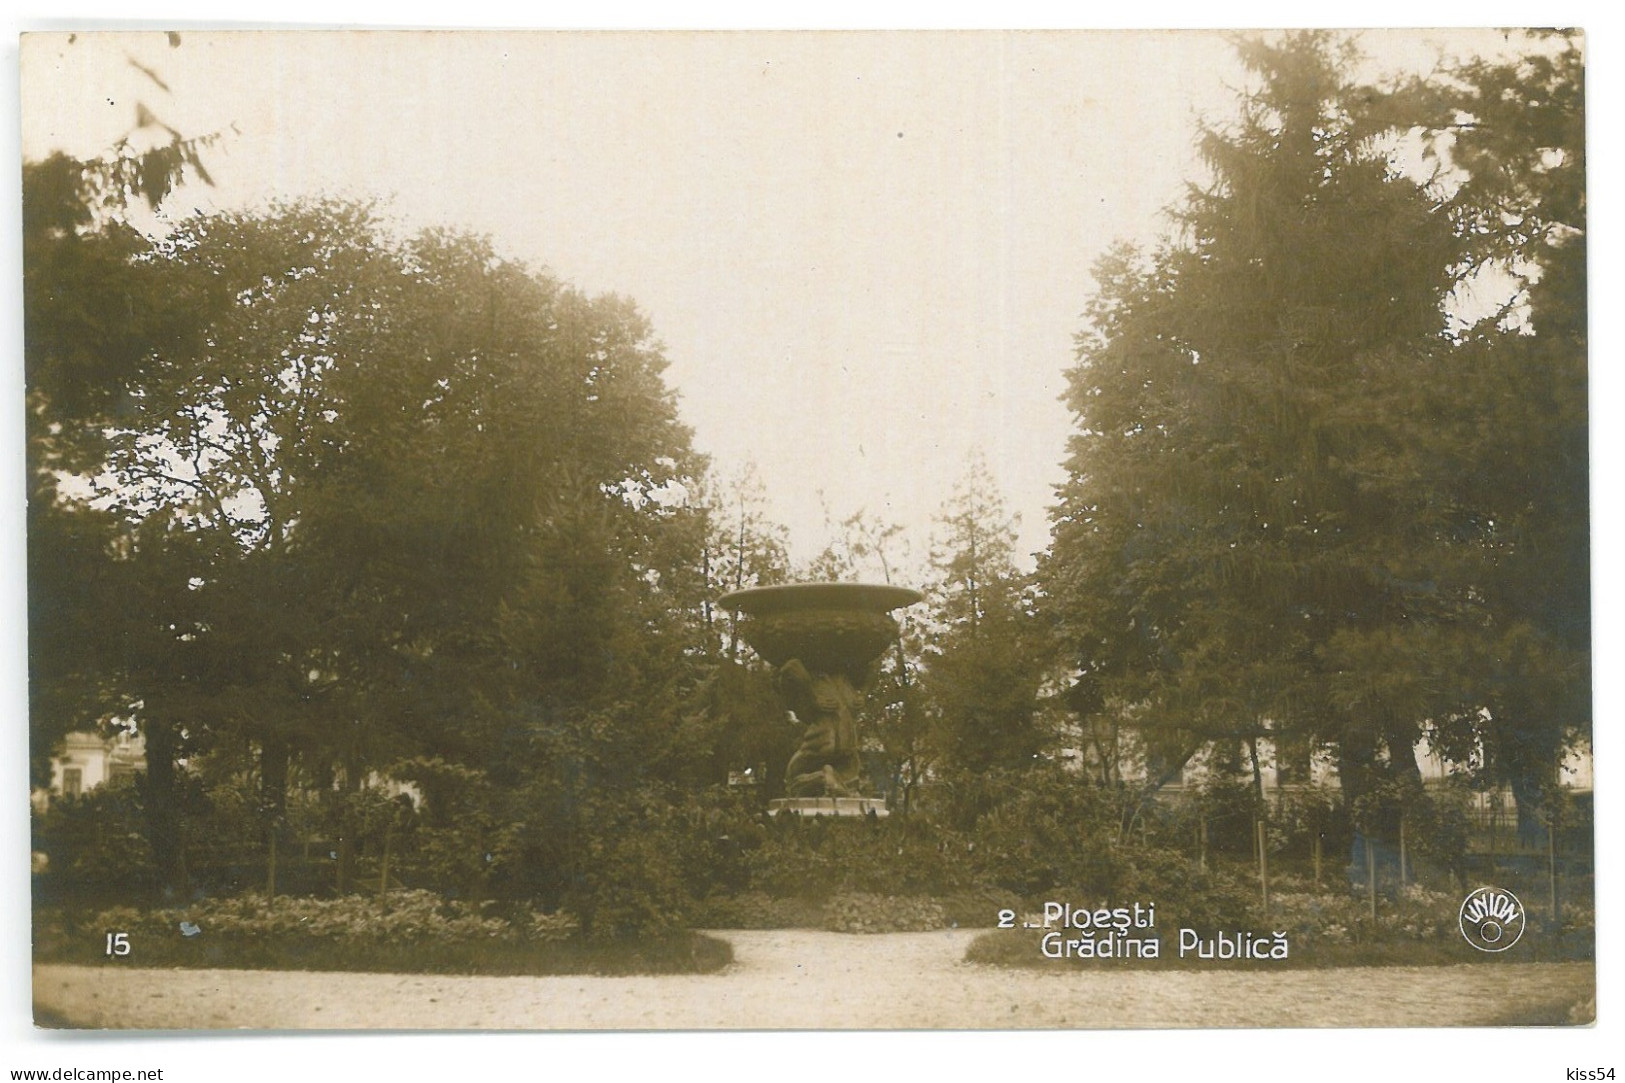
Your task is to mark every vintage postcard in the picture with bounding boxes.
[21,26,1594,1058]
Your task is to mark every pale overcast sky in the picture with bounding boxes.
[18,28,1558,574]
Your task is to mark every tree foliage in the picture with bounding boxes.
[1402,32,1589,829]
[30,30,1587,923]
[921,460,1051,795]
[1041,31,1587,838]
[27,192,708,897]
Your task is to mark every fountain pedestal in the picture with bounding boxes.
[718,583,922,818]
[770,796,892,818]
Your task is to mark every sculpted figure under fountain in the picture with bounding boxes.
[718,582,922,815]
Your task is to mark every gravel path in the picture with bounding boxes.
[34,930,1593,1030]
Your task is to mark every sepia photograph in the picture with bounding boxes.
[15,17,1599,1062]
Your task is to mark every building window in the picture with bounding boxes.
[61,767,82,799]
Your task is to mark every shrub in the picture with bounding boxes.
[743,815,980,901]
[568,800,698,940]
[823,893,946,933]
[1268,787,1347,861]
[692,891,823,929]
[32,789,159,905]
[937,886,1023,929]
[1405,779,1473,884]
[943,766,1267,934]
[518,907,583,943]
[1189,775,1266,856]
[741,824,842,900]
[385,758,523,900]
[967,767,1128,897]
[1111,846,1258,931]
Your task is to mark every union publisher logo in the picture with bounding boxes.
[1458,886,1525,952]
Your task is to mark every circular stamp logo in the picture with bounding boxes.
[1459,886,1526,952]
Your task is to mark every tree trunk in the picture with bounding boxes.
[378,821,392,899]
[700,540,713,648]
[1337,737,1379,873]
[260,734,290,821]
[1510,770,1550,849]
[1256,817,1270,916]
[261,734,290,898]
[1365,836,1377,921]
[335,753,361,894]
[1548,817,1560,925]
[1396,813,1406,885]
[1386,732,1425,792]
[138,715,188,898]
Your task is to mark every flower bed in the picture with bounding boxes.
[823,893,947,933]
[693,891,824,929]
[37,891,730,976]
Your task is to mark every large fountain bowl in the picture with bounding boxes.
[718,582,923,678]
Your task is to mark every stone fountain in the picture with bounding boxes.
[718,582,922,818]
